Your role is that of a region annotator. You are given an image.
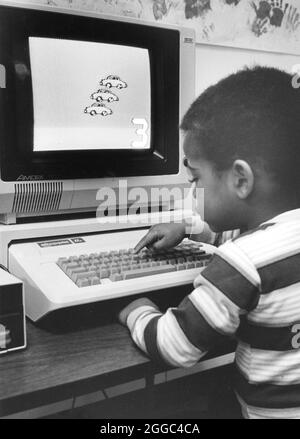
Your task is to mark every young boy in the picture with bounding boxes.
[119,66,300,419]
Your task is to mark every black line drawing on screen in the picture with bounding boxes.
[84,103,113,116]
[91,89,119,103]
[99,75,128,89]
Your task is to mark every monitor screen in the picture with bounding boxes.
[29,37,151,152]
[0,5,181,181]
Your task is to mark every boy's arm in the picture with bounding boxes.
[134,218,219,254]
[185,216,216,244]
[119,240,261,368]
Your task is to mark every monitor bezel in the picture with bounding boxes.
[0,6,180,181]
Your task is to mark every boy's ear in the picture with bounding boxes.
[231,159,254,199]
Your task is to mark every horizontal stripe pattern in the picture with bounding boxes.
[232,222,274,241]
[219,229,240,245]
[130,310,162,354]
[235,221,300,268]
[236,393,300,419]
[189,281,241,336]
[128,209,300,418]
[236,342,300,385]
[144,316,168,366]
[235,362,300,408]
[258,253,300,294]
[216,241,261,288]
[172,296,230,351]
[237,317,300,351]
[201,253,259,311]
[155,309,206,368]
[248,282,300,327]
[127,305,161,333]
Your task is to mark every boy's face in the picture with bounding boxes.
[183,131,242,232]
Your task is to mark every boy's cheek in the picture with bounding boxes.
[193,186,205,217]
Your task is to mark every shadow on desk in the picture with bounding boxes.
[46,363,242,419]
[35,284,195,333]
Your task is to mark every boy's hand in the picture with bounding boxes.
[134,223,186,253]
[118,297,157,326]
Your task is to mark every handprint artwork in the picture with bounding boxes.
[252,0,300,36]
[16,0,300,54]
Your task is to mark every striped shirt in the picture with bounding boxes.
[126,209,300,419]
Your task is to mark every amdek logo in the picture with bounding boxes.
[17,175,44,181]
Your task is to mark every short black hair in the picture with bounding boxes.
[181,66,300,188]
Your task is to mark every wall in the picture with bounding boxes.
[195,43,300,96]
[11,0,300,94]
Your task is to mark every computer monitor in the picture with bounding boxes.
[0,2,195,221]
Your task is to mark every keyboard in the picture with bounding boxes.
[9,229,216,322]
[56,243,210,288]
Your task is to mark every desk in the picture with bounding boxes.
[0,320,235,418]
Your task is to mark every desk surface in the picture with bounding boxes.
[0,320,234,417]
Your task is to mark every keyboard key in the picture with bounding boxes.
[195,254,210,260]
[56,240,211,288]
[89,265,98,271]
[111,268,119,274]
[110,273,124,282]
[141,263,151,268]
[99,269,110,278]
[72,270,97,282]
[65,262,80,270]
[99,252,108,257]
[121,264,130,270]
[176,264,186,271]
[111,263,119,268]
[57,257,69,268]
[76,278,90,287]
[132,264,141,269]
[123,265,176,280]
[69,268,88,280]
[90,276,101,285]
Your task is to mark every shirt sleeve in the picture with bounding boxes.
[187,215,217,244]
[188,216,240,247]
[126,239,261,368]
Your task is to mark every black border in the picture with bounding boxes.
[0,6,179,181]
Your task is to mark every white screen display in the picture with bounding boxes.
[29,37,151,151]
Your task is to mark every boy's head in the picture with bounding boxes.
[181,66,300,232]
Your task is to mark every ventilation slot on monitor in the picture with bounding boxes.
[12,182,63,213]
